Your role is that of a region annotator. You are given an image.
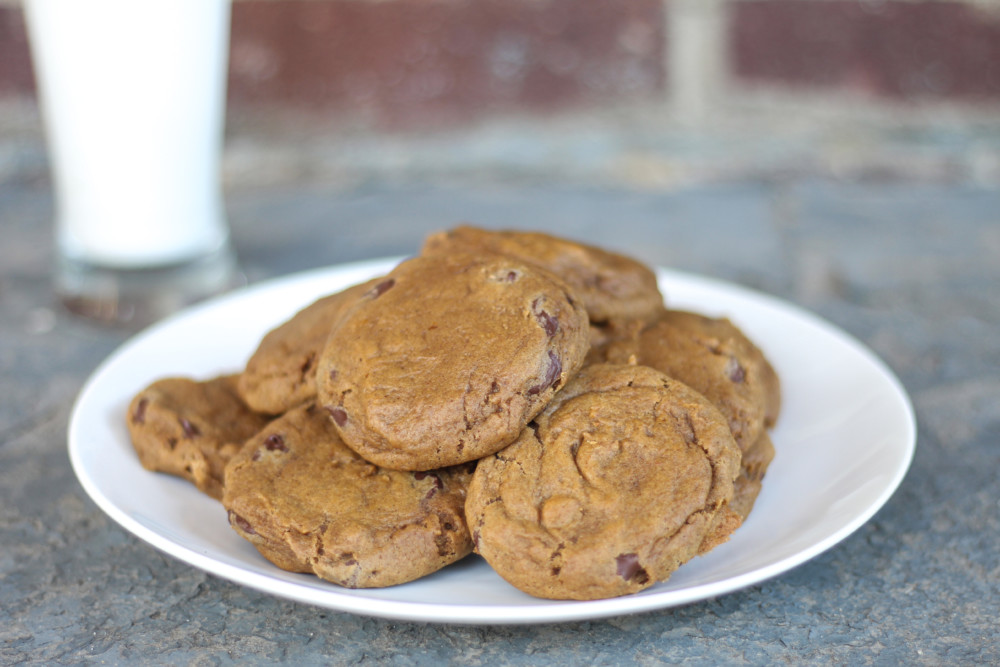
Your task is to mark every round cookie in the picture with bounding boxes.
[465,363,742,600]
[316,251,590,471]
[585,316,648,366]
[698,431,776,554]
[126,375,270,500]
[605,310,781,452]
[223,404,474,588]
[237,277,383,415]
[421,225,665,324]
[730,430,775,521]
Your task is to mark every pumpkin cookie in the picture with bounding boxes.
[465,364,741,600]
[605,310,781,452]
[237,277,383,415]
[316,251,590,471]
[126,375,269,500]
[223,404,474,588]
[422,225,665,324]
[730,430,775,521]
[698,430,776,553]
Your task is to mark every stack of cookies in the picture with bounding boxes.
[126,226,780,600]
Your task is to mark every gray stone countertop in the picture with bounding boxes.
[2,179,997,664]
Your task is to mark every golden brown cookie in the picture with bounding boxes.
[585,316,650,366]
[605,310,781,452]
[237,277,383,415]
[465,364,741,600]
[698,431,775,553]
[316,250,590,471]
[730,430,775,521]
[422,225,665,324]
[223,404,474,588]
[126,375,269,500]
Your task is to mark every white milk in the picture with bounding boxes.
[25,0,232,269]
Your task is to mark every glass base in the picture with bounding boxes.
[55,245,243,327]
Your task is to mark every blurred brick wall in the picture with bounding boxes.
[2,0,1000,185]
[226,0,664,129]
[0,3,32,98]
[4,0,999,124]
[732,1,1000,101]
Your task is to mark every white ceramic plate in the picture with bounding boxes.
[68,257,916,624]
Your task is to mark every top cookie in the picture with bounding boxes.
[237,277,383,415]
[464,363,742,600]
[422,226,665,323]
[316,250,590,471]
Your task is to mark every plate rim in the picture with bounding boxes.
[67,257,917,625]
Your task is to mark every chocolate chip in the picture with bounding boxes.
[264,434,288,452]
[228,510,256,535]
[536,310,558,337]
[132,398,148,424]
[491,269,520,283]
[434,530,453,557]
[300,352,315,376]
[328,406,348,427]
[328,368,338,382]
[369,279,395,298]
[726,357,746,383]
[527,351,562,395]
[179,418,200,438]
[615,553,649,583]
[532,299,559,337]
[415,471,443,489]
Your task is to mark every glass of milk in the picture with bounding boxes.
[24,0,238,325]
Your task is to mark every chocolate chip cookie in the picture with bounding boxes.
[730,430,775,521]
[698,430,776,553]
[422,225,665,324]
[238,277,383,415]
[604,310,781,452]
[316,250,590,471]
[223,404,474,588]
[465,363,741,600]
[127,375,270,499]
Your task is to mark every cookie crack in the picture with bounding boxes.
[568,436,591,486]
[298,351,317,382]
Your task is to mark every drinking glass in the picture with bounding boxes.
[24,0,238,325]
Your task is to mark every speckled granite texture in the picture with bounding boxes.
[1,181,997,664]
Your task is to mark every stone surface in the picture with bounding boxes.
[1,179,998,664]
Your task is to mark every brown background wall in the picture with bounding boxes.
[2,0,999,186]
